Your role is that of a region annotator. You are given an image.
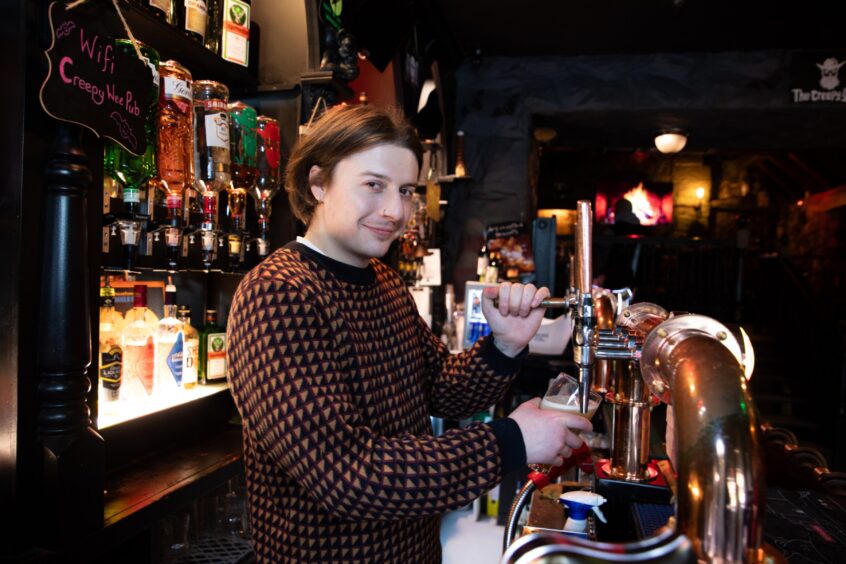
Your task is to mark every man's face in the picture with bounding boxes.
[308,143,419,267]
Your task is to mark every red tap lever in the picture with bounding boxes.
[527,443,592,489]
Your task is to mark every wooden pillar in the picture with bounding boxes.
[37,124,104,549]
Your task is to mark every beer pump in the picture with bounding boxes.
[501,198,767,562]
[503,200,598,550]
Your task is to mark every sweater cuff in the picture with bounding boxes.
[479,336,528,375]
[489,417,527,477]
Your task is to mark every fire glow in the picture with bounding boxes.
[595,181,674,226]
[623,183,669,225]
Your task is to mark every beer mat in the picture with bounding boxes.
[763,488,846,564]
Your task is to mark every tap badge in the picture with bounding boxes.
[817,57,845,91]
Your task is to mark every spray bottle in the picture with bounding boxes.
[558,490,607,534]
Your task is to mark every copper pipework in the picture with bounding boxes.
[641,315,764,563]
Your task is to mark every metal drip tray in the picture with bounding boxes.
[172,535,254,564]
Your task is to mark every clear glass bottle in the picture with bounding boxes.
[154,280,184,394]
[176,0,208,43]
[98,279,124,402]
[476,241,489,281]
[204,0,223,54]
[199,309,227,384]
[252,115,280,245]
[103,40,160,216]
[193,80,231,231]
[227,100,257,232]
[178,307,199,389]
[122,284,159,398]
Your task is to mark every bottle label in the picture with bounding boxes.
[185,0,208,38]
[183,339,199,386]
[203,99,227,112]
[202,193,217,216]
[124,186,141,204]
[229,106,257,166]
[134,336,155,395]
[476,256,489,277]
[205,112,230,148]
[206,332,227,380]
[258,120,281,170]
[150,0,170,13]
[100,345,123,388]
[164,76,192,114]
[222,0,250,66]
[166,331,184,385]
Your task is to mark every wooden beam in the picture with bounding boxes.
[807,184,846,213]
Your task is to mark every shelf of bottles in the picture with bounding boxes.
[98,2,277,427]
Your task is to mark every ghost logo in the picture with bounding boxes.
[817,57,846,91]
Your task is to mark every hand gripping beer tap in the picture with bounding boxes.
[490,202,596,413]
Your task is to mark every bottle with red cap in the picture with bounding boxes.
[122,284,159,399]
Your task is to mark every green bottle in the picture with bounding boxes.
[199,308,227,384]
[103,40,161,215]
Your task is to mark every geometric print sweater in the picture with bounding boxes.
[227,242,527,563]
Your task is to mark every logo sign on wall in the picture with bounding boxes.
[789,51,846,105]
[39,1,155,155]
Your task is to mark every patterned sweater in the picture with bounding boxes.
[227,242,526,563]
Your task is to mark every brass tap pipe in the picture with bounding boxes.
[641,318,764,563]
[572,200,596,414]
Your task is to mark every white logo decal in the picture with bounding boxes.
[817,57,846,90]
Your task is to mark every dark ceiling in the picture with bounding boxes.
[433,0,839,58]
[423,0,846,193]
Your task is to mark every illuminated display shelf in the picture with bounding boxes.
[98,382,230,430]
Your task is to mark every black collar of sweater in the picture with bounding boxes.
[285,241,376,286]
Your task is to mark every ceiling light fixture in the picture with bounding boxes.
[654,129,688,154]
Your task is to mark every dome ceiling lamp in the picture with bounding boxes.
[654,129,688,154]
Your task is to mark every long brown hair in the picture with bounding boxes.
[285,105,423,225]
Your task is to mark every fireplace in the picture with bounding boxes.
[595,181,673,226]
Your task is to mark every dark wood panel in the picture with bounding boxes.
[104,425,242,530]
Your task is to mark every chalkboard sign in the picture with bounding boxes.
[39,1,155,155]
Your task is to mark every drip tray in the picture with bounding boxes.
[631,502,674,539]
[172,535,254,563]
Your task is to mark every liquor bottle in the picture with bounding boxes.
[103,40,160,216]
[199,309,226,384]
[176,0,208,43]
[204,0,223,54]
[178,307,199,389]
[123,285,159,398]
[251,115,280,247]
[440,283,457,351]
[227,100,257,232]
[154,60,194,270]
[485,252,501,283]
[98,278,124,402]
[147,0,174,24]
[155,60,194,227]
[193,81,231,229]
[454,130,467,177]
[154,280,184,394]
[220,0,251,67]
[476,241,489,281]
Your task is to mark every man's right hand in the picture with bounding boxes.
[508,398,593,467]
